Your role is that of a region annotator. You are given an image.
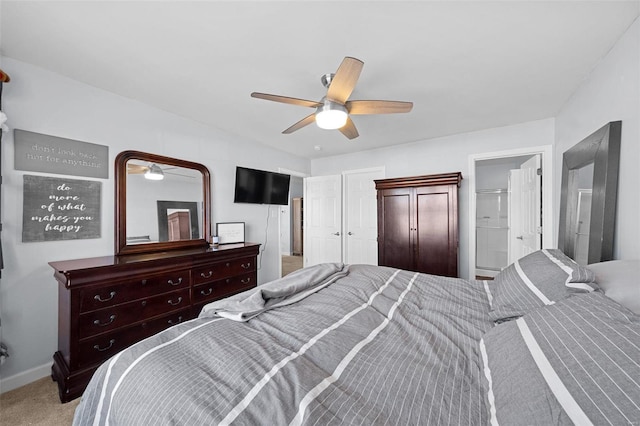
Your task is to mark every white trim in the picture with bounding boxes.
[0,362,51,394]
[468,145,553,279]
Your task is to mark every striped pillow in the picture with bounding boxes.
[480,292,640,425]
[489,249,597,322]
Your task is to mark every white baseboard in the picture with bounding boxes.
[0,362,51,394]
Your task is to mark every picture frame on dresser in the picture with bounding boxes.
[216,222,245,244]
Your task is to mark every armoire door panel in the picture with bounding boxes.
[416,191,451,276]
[378,191,413,271]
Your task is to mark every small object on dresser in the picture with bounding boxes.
[210,236,220,247]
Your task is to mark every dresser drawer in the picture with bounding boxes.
[76,308,191,368]
[192,272,256,305]
[193,256,255,285]
[79,270,191,312]
[78,288,190,339]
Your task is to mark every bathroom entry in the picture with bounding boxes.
[474,154,542,278]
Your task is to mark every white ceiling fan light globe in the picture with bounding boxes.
[315,99,348,130]
[144,163,165,180]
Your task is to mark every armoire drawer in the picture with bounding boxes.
[79,270,191,312]
[78,288,191,339]
[76,308,191,368]
[193,256,255,285]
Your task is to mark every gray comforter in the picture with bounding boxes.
[73,264,494,425]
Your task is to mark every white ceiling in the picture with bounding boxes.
[1,1,638,159]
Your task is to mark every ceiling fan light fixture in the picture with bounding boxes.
[315,99,348,130]
[144,163,164,180]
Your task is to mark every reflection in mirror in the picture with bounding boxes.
[126,159,203,243]
[558,121,621,265]
[115,151,211,255]
[156,200,200,242]
[573,163,593,265]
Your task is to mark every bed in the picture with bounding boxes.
[73,250,640,425]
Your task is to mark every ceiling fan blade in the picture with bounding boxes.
[282,113,316,134]
[339,117,359,140]
[251,92,321,108]
[346,100,413,115]
[326,57,364,104]
[127,164,149,174]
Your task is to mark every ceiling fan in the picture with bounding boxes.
[251,57,413,140]
[127,163,196,180]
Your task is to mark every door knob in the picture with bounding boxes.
[516,236,524,240]
[332,232,340,236]
[348,232,353,236]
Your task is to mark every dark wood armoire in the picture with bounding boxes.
[375,172,462,277]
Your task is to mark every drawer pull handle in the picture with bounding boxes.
[226,262,230,267]
[200,288,213,296]
[94,291,116,302]
[200,271,213,279]
[241,263,251,269]
[93,315,116,327]
[226,278,231,284]
[141,279,148,285]
[241,277,252,284]
[94,339,115,352]
[168,297,183,306]
[168,316,183,325]
[167,277,183,286]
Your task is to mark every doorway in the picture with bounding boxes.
[278,170,307,277]
[468,146,553,279]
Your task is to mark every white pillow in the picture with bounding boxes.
[587,260,640,314]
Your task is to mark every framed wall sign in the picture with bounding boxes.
[22,175,101,242]
[216,222,245,244]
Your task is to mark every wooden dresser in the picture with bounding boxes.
[50,243,259,403]
[375,173,462,277]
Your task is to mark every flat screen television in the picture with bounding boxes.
[234,166,291,206]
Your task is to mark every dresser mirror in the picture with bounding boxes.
[558,121,621,265]
[115,150,211,255]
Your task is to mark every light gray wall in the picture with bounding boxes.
[311,118,556,280]
[0,57,310,389]
[555,17,639,260]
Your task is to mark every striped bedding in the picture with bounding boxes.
[481,291,640,425]
[73,264,494,425]
[73,261,640,425]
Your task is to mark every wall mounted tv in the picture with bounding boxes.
[234,166,291,206]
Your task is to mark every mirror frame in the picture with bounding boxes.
[115,150,211,255]
[558,121,621,264]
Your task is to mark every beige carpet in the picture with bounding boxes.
[282,254,303,276]
[0,377,79,425]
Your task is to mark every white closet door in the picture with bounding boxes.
[343,168,384,265]
[303,175,342,266]
[509,154,542,262]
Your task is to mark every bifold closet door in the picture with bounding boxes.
[303,175,342,266]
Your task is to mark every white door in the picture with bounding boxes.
[343,169,384,265]
[508,155,542,262]
[304,175,342,266]
[279,205,290,255]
